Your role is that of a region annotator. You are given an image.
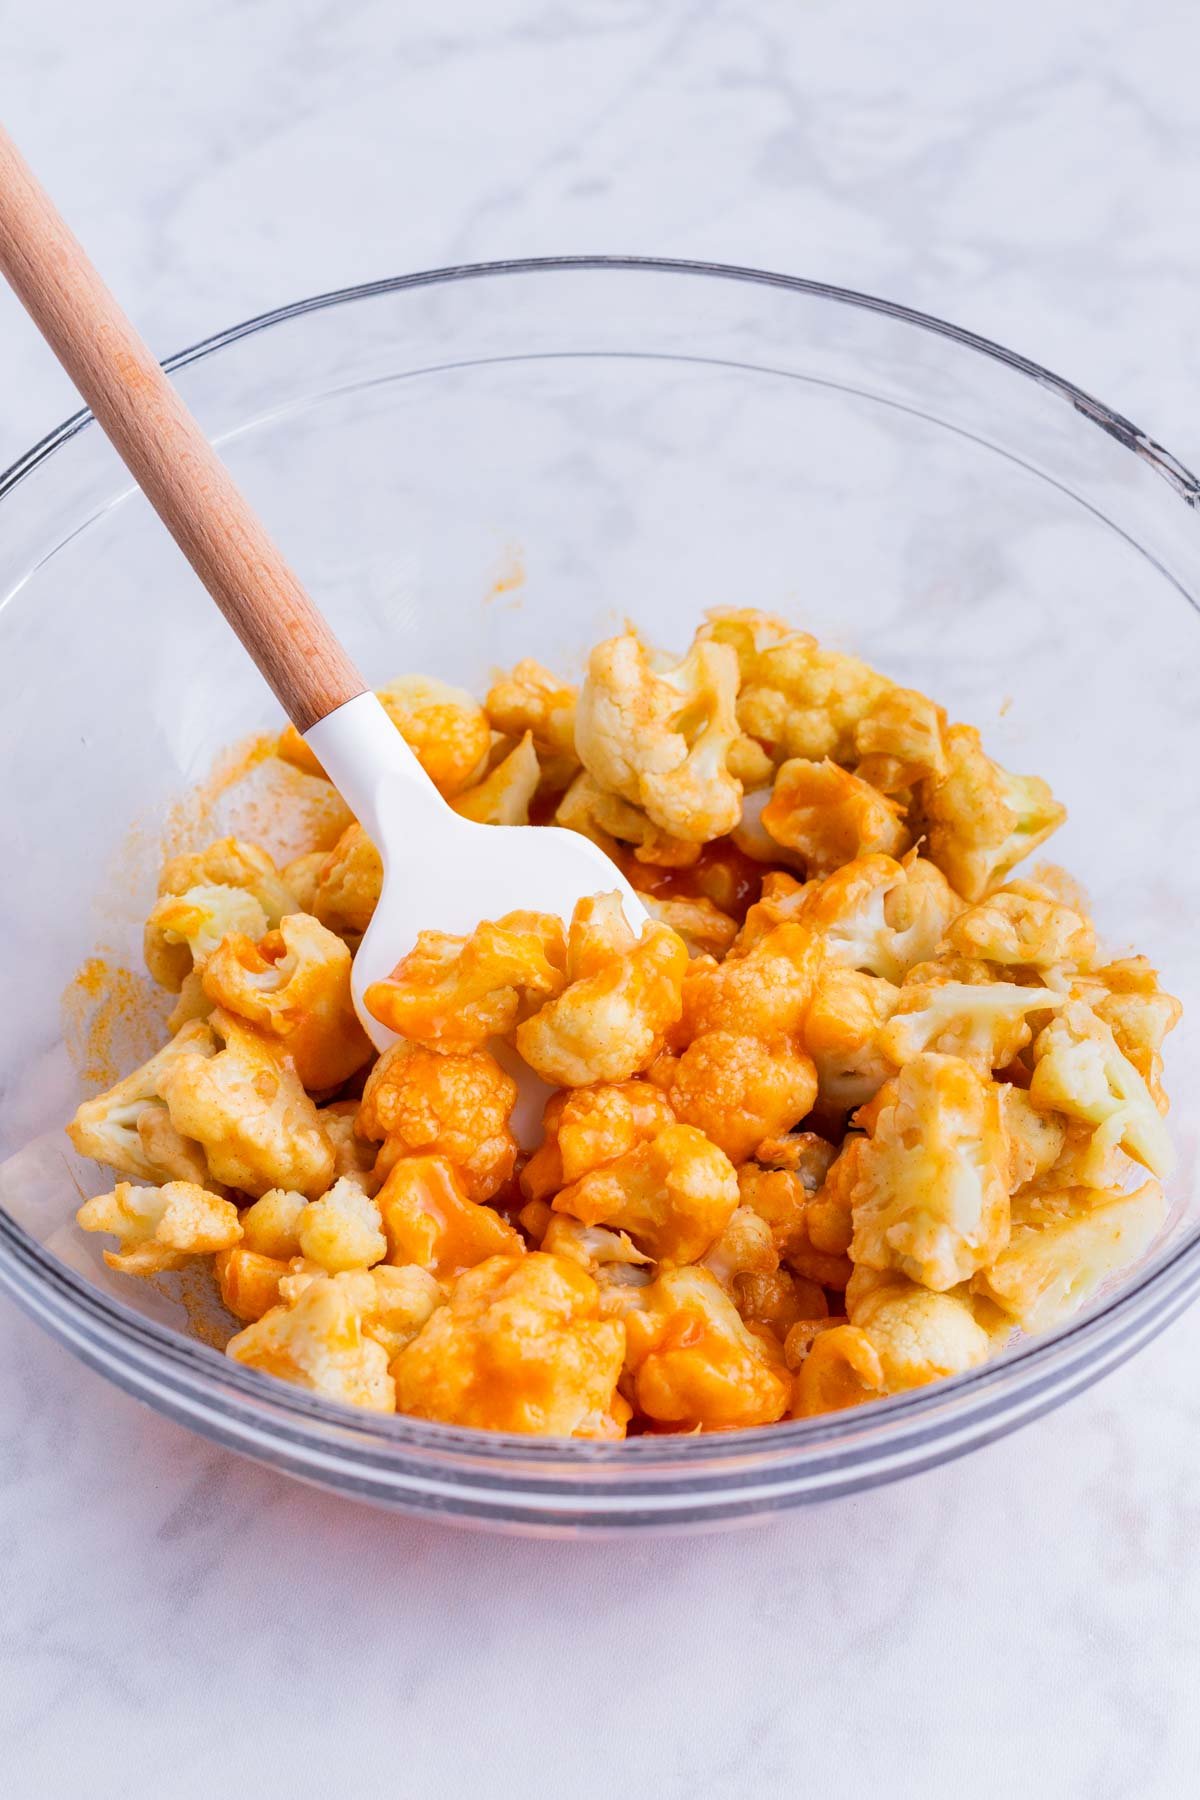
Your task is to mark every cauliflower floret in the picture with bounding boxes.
[651,1030,818,1164]
[520,1079,677,1203]
[918,724,1066,902]
[853,686,948,793]
[761,758,910,876]
[638,892,738,960]
[972,1179,1165,1334]
[878,970,1066,1075]
[144,885,271,991]
[679,920,823,1042]
[239,1186,307,1258]
[1000,1086,1068,1191]
[226,1270,396,1411]
[366,910,566,1051]
[841,1053,1012,1290]
[555,769,702,868]
[551,1121,738,1264]
[793,853,965,984]
[76,1179,241,1275]
[1028,1000,1172,1180]
[375,675,492,796]
[700,1205,779,1287]
[376,1153,524,1279]
[737,1159,852,1289]
[296,1176,387,1273]
[451,732,541,826]
[575,632,743,842]
[540,1215,652,1280]
[357,1040,517,1203]
[802,967,900,1110]
[515,894,688,1087]
[1070,957,1181,1114]
[734,1269,827,1340]
[280,851,326,915]
[312,824,384,942]
[618,1266,791,1430]
[392,1252,629,1437]
[318,1101,381,1196]
[156,1009,335,1199]
[201,913,372,1090]
[215,1245,291,1321]
[790,1324,886,1416]
[947,878,1096,971]
[844,1264,992,1389]
[67,1019,218,1185]
[699,608,891,766]
[144,837,297,989]
[485,658,580,793]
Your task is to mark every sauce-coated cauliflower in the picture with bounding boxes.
[946,878,1096,972]
[852,686,948,794]
[790,853,964,984]
[878,967,1065,1075]
[918,724,1066,902]
[761,758,910,875]
[357,1039,517,1203]
[617,1266,791,1430]
[296,1177,387,1273]
[551,1120,738,1263]
[67,1019,218,1186]
[375,1153,524,1280]
[214,1245,291,1321]
[841,1053,1012,1290]
[156,1009,335,1199]
[515,893,688,1087]
[843,1264,993,1388]
[1028,1000,1173,1180]
[366,910,566,1050]
[973,1178,1165,1333]
[1069,957,1181,1114]
[737,1158,852,1289]
[679,919,823,1042]
[555,769,702,868]
[485,658,580,793]
[312,824,384,942]
[802,967,900,1110]
[392,1252,629,1437]
[226,1269,398,1411]
[201,912,372,1090]
[650,1029,818,1164]
[575,632,743,842]
[144,837,297,989]
[77,1179,241,1275]
[451,732,541,826]
[520,1079,677,1203]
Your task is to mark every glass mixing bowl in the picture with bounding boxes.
[1,259,1198,1533]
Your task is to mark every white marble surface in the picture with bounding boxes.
[3,3,1200,1794]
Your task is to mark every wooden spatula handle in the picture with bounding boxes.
[0,125,366,733]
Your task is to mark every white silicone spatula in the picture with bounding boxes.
[0,127,647,1074]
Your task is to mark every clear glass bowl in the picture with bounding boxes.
[1,258,1198,1533]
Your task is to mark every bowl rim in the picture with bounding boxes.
[2,253,1198,1473]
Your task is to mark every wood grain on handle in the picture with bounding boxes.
[0,125,366,732]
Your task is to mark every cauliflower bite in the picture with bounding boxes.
[1070,957,1181,1114]
[515,894,688,1087]
[214,1245,291,1321]
[226,1270,396,1411]
[680,920,823,1042]
[357,1039,517,1203]
[77,1179,241,1275]
[451,732,541,826]
[375,675,492,796]
[700,1205,779,1287]
[319,1102,381,1195]
[853,686,948,794]
[947,878,1096,972]
[375,1153,524,1279]
[67,1019,218,1186]
[842,1053,1012,1290]
[281,850,326,915]
[638,892,739,959]
[1028,1000,1173,1180]
[201,913,372,1091]
[540,1215,652,1282]
[1001,1086,1068,1191]
[973,1179,1165,1334]
[761,758,910,876]
[312,824,384,941]
[738,1158,853,1289]
[792,853,964,984]
[843,1264,992,1389]
[239,1186,307,1258]
[366,910,566,1051]
[878,967,1065,1076]
[556,769,703,868]
[552,1121,738,1264]
[699,608,891,766]
[802,967,900,1111]
[392,1252,629,1436]
[296,1177,387,1274]
[918,724,1066,902]
[575,632,743,842]
[521,1079,677,1203]
[144,837,297,989]
[651,1030,818,1165]
[618,1266,791,1431]
[791,1325,887,1415]
[485,658,580,792]
[157,1009,335,1199]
